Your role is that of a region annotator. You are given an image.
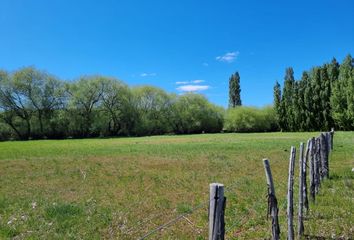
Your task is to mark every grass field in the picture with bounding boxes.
[0,132,353,239]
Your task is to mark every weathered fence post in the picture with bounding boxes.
[314,137,321,193]
[309,137,316,201]
[209,183,226,240]
[326,132,331,154]
[298,142,305,237]
[263,159,280,240]
[326,132,331,176]
[287,146,296,240]
[320,133,329,179]
[330,128,334,151]
[303,139,310,213]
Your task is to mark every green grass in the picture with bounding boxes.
[0,132,353,239]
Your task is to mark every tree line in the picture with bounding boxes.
[0,67,224,140]
[273,54,353,131]
[0,55,352,140]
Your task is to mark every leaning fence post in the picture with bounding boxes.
[287,147,296,240]
[309,137,316,201]
[263,159,280,240]
[209,183,226,240]
[298,142,305,237]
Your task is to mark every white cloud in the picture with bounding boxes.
[191,80,205,84]
[176,81,189,85]
[177,85,210,92]
[140,73,157,77]
[176,80,205,85]
[203,62,209,67]
[216,51,239,63]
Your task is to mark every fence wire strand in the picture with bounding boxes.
[135,132,333,239]
[138,199,209,239]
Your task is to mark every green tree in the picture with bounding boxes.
[0,70,33,139]
[99,77,134,136]
[302,71,315,130]
[224,106,277,132]
[12,67,65,137]
[292,81,300,130]
[66,76,103,137]
[132,86,173,136]
[273,81,282,129]
[297,75,307,131]
[331,54,353,130]
[281,67,295,131]
[229,72,242,107]
[320,65,332,130]
[172,93,224,134]
[348,68,354,128]
[310,67,323,130]
[327,58,340,83]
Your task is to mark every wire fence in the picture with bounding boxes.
[118,130,335,239]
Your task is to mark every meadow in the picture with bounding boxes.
[0,132,353,239]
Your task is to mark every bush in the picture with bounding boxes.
[224,106,278,132]
[171,93,224,134]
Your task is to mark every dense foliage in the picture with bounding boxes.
[0,67,224,140]
[274,55,354,131]
[224,106,277,132]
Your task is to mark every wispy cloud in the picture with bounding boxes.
[216,51,239,63]
[177,85,210,92]
[176,80,205,85]
[203,62,209,67]
[191,80,205,84]
[140,72,157,77]
[176,81,189,85]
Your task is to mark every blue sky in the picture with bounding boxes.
[1,0,353,107]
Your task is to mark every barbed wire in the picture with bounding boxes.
[225,193,267,234]
[133,135,327,239]
[138,199,210,239]
[136,166,267,239]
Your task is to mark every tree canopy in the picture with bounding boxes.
[0,67,224,140]
[274,55,354,131]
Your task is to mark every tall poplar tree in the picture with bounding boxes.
[292,81,299,130]
[281,67,295,131]
[320,65,332,130]
[297,76,306,131]
[228,72,242,107]
[311,67,323,130]
[327,58,340,83]
[273,81,282,129]
[302,71,314,130]
[276,55,352,132]
[331,54,353,129]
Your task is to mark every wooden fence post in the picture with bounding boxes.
[298,142,305,237]
[309,137,316,201]
[330,128,334,151]
[263,159,280,240]
[314,137,321,193]
[209,183,226,240]
[320,133,329,179]
[326,132,331,154]
[287,147,296,240]
[303,139,310,213]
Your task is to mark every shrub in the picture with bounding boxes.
[224,106,278,132]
